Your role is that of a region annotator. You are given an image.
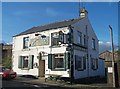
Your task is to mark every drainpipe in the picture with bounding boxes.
[68,25,74,84]
[86,25,89,79]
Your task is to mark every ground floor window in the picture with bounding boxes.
[75,55,86,71]
[23,56,29,68]
[18,55,34,69]
[48,52,70,70]
[91,58,98,70]
[53,54,64,69]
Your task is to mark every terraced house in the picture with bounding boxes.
[12,8,105,80]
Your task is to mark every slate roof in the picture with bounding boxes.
[14,17,84,37]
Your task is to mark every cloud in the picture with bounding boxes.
[6,42,12,45]
[46,8,59,17]
[99,41,103,44]
[99,40,118,53]
[0,39,6,44]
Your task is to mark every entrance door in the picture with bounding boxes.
[39,60,45,77]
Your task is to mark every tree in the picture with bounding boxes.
[2,57,12,69]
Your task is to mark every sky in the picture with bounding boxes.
[1,0,120,2]
[2,2,118,53]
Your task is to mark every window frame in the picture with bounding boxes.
[52,53,65,70]
[23,37,29,49]
[51,32,60,46]
[75,55,85,71]
[77,31,82,45]
[83,35,86,47]
[92,38,96,50]
[91,58,98,70]
[23,56,29,69]
[18,55,34,70]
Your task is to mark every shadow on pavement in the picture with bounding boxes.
[19,75,38,79]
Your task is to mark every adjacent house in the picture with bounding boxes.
[12,8,105,80]
[99,50,118,68]
[0,43,12,65]
[99,50,119,85]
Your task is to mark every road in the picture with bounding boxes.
[1,77,118,89]
[2,79,38,88]
[2,80,64,89]
[1,77,72,89]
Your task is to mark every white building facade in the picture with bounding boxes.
[12,9,105,80]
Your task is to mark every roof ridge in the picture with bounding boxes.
[36,17,81,28]
[14,17,83,37]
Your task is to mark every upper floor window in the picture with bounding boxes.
[92,38,95,50]
[77,31,82,45]
[23,37,29,49]
[51,32,59,46]
[83,35,86,46]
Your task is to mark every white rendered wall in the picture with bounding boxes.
[12,27,69,77]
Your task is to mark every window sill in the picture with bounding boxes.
[76,68,85,71]
[51,68,66,71]
[92,68,98,71]
[92,48,96,50]
[29,44,49,47]
[20,68,29,70]
[50,45,61,48]
[22,48,30,51]
[73,43,87,49]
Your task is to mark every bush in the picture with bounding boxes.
[2,57,12,69]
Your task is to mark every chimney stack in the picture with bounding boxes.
[80,8,88,18]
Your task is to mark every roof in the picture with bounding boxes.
[99,57,105,60]
[99,50,111,55]
[14,17,84,37]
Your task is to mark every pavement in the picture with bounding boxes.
[12,76,120,89]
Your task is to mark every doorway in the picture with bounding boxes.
[39,60,45,77]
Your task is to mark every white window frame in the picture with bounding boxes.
[22,56,29,68]
[23,37,29,49]
[18,55,34,69]
[51,32,59,46]
[52,53,65,70]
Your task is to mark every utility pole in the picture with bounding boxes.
[109,25,116,87]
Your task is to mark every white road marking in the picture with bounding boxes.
[32,84,40,87]
[22,82,49,88]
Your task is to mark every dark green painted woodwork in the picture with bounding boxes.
[28,55,34,69]
[18,56,23,68]
[48,54,53,69]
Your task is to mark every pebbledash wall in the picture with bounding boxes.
[12,8,105,79]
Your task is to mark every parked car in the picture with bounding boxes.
[0,66,17,79]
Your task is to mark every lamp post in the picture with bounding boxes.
[109,25,116,87]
